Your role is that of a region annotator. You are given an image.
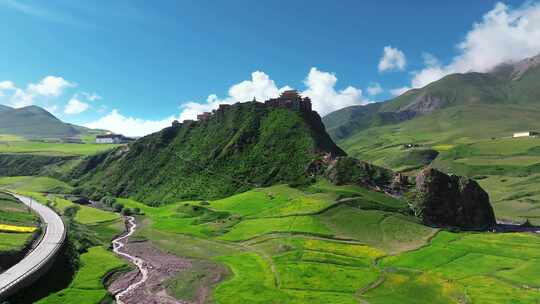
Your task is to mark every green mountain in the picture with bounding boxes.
[0,105,93,139]
[69,98,347,204]
[323,54,540,225]
[0,104,12,113]
[324,53,540,142]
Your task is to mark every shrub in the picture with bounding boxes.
[112,203,124,213]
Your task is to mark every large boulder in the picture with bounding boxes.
[413,167,496,230]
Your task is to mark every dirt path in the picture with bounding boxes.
[110,216,191,304]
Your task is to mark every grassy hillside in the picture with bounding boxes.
[324,54,540,142]
[0,106,80,139]
[70,101,345,204]
[114,179,540,304]
[0,104,109,141]
[333,104,540,223]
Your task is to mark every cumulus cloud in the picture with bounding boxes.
[177,71,292,121]
[378,46,406,72]
[178,68,368,120]
[64,96,90,114]
[27,76,73,97]
[84,109,179,137]
[366,83,383,96]
[87,68,369,136]
[301,68,367,115]
[0,76,74,107]
[410,2,540,88]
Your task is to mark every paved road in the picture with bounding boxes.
[0,193,66,299]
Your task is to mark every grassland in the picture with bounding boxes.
[0,232,34,252]
[114,178,540,304]
[35,246,127,304]
[334,104,540,225]
[0,192,38,253]
[376,231,540,303]
[0,139,119,156]
[23,191,120,225]
[0,176,73,193]
[0,192,37,226]
[118,181,437,303]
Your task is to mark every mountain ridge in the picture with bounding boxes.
[324,53,540,141]
[0,104,104,139]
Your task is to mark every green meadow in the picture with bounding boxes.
[336,107,540,225]
[4,174,539,304]
[0,176,73,193]
[0,232,34,252]
[36,246,127,304]
[115,180,538,303]
[0,192,38,253]
[0,139,119,156]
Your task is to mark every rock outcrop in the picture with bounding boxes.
[325,156,393,190]
[413,167,496,230]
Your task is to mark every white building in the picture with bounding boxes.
[96,134,133,144]
[513,131,539,138]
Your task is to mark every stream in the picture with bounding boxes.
[112,216,149,304]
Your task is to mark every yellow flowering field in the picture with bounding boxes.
[0,223,37,233]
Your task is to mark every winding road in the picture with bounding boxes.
[112,216,149,304]
[0,193,66,299]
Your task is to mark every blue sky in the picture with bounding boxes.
[1,0,539,136]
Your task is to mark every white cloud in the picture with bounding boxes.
[378,46,406,72]
[178,68,368,120]
[87,68,368,136]
[178,71,292,121]
[27,76,73,97]
[84,109,179,137]
[228,71,291,102]
[0,76,74,108]
[390,86,411,97]
[82,92,102,101]
[0,81,15,90]
[410,2,540,88]
[366,83,383,96]
[64,97,90,114]
[301,68,367,115]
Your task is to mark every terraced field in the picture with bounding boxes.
[0,192,38,253]
[114,179,540,303]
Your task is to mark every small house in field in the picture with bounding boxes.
[513,131,539,138]
[96,134,133,144]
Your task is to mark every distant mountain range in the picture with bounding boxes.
[324,53,540,142]
[0,105,104,139]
